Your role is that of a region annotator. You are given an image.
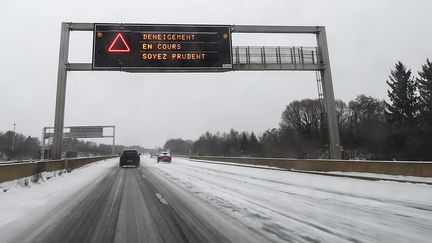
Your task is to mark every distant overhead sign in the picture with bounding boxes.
[44,126,105,139]
[92,24,233,71]
[69,126,103,138]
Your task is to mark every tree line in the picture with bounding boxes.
[0,131,40,160]
[61,138,147,156]
[164,59,432,160]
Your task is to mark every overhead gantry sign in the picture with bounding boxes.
[52,23,342,160]
[93,24,232,71]
[42,126,116,159]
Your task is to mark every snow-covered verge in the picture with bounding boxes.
[190,158,432,184]
[189,158,432,185]
[144,156,432,243]
[189,158,287,170]
[310,171,432,183]
[0,170,68,193]
[0,158,117,230]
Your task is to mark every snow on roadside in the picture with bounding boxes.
[189,158,432,184]
[0,158,117,229]
[188,158,286,170]
[317,171,432,183]
[144,156,432,243]
[0,170,68,193]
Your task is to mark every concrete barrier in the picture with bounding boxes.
[189,156,432,177]
[0,156,117,184]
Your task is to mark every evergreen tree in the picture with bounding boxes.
[240,132,249,154]
[385,61,419,125]
[249,132,259,155]
[385,62,421,160]
[416,59,432,160]
[417,59,432,130]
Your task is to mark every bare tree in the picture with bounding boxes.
[280,99,322,138]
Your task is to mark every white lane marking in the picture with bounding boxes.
[159,198,168,205]
[155,192,168,205]
[109,175,123,216]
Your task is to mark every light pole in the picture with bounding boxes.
[11,123,16,154]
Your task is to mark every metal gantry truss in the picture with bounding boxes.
[233,46,321,71]
[52,23,342,159]
[66,46,322,72]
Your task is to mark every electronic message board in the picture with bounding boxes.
[92,24,232,71]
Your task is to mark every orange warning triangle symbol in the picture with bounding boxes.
[108,33,131,53]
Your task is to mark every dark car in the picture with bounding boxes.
[119,150,141,167]
[157,152,172,163]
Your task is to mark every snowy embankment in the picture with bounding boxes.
[145,156,432,243]
[314,171,432,183]
[0,158,117,230]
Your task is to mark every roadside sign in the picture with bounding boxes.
[92,24,233,71]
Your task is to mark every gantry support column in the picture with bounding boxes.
[316,26,342,159]
[52,22,70,160]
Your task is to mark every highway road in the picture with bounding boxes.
[5,158,265,243]
[2,156,432,243]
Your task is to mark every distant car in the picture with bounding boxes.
[119,150,140,167]
[150,152,158,158]
[157,152,172,163]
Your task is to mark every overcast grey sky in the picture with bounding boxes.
[1,0,431,148]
